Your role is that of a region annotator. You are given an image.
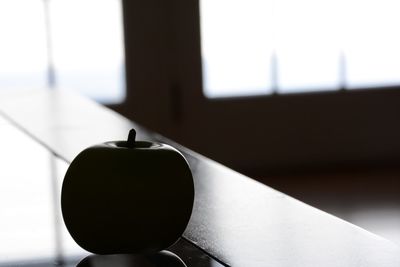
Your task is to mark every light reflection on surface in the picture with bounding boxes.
[0,116,87,265]
[183,157,400,267]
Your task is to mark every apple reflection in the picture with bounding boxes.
[76,251,187,267]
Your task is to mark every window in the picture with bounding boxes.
[0,0,48,89]
[201,0,400,98]
[0,0,125,104]
[120,0,400,173]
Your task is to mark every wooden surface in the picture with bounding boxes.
[1,89,400,266]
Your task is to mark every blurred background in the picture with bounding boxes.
[1,0,400,246]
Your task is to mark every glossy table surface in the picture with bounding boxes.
[1,89,400,266]
[0,110,223,267]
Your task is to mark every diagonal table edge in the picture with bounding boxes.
[1,89,399,267]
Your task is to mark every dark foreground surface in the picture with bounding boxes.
[0,90,399,267]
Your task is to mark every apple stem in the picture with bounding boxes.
[127,128,136,147]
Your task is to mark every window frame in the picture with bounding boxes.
[114,0,400,175]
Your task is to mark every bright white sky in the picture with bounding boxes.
[49,0,124,72]
[201,0,400,97]
[0,0,125,103]
[0,0,47,73]
[1,0,400,100]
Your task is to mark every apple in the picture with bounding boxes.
[61,129,194,255]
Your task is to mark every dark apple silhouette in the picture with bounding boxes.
[61,129,194,255]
